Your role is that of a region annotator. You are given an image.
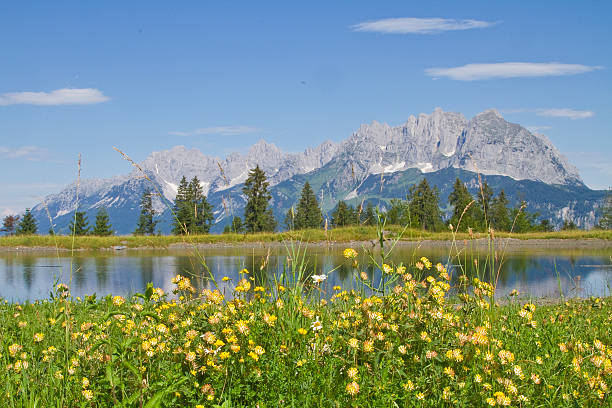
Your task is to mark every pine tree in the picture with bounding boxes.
[284,207,295,231]
[93,207,113,236]
[385,199,406,225]
[490,190,511,231]
[331,201,357,227]
[187,176,214,234]
[172,176,191,234]
[1,214,20,235]
[69,211,91,236]
[561,219,578,230]
[406,178,443,231]
[510,201,539,233]
[448,178,479,231]
[477,181,494,226]
[134,189,158,235]
[16,209,37,235]
[360,202,376,226]
[243,166,276,233]
[229,216,244,233]
[294,182,322,230]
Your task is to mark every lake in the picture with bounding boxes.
[1,245,611,302]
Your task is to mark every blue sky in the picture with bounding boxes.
[1,1,610,216]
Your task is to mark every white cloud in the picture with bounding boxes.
[0,146,50,162]
[169,126,261,136]
[537,108,594,120]
[426,62,602,81]
[0,88,110,106]
[351,18,495,34]
[526,126,552,133]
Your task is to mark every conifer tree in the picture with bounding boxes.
[16,209,37,235]
[477,181,494,225]
[294,182,322,229]
[596,188,612,230]
[69,211,91,236]
[448,178,480,231]
[284,207,295,231]
[385,199,406,225]
[93,207,113,236]
[134,189,158,235]
[406,178,443,231]
[243,166,276,233]
[225,216,244,233]
[490,190,511,231]
[187,176,214,234]
[331,201,357,227]
[360,202,376,226]
[172,176,192,234]
[510,201,539,233]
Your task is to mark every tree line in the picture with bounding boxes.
[2,171,611,236]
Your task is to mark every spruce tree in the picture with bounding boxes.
[134,189,158,235]
[360,202,376,226]
[243,166,276,233]
[490,190,511,231]
[229,216,244,233]
[294,182,322,229]
[331,201,357,227]
[385,199,406,225]
[448,178,479,231]
[596,189,611,230]
[510,201,539,233]
[69,211,91,236]
[172,176,191,234]
[1,214,20,235]
[16,209,37,235]
[284,207,295,231]
[406,178,443,231]
[477,181,494,226]
[186,176,214,234]
[93,207,113,236]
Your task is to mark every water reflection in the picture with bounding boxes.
[0,247,610,302]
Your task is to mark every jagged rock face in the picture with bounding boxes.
[31,108,592,233]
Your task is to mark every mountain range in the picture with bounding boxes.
[31,108,607,234]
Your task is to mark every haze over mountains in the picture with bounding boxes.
[31,108,605,234]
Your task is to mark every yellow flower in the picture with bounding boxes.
[82,390,93,401]
[112,296,125,307]
[348,338,359,349]
[343,248,358,259]
[297,328,307,335]
[219,352,230,360]
[347,367,359,379]
[33,332,45,343]
[382,264,393,274]
[416,392,425,400]
[346,381,360,396]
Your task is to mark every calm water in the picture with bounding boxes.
[1,247,611,302]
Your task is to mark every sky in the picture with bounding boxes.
[1,0,611,216]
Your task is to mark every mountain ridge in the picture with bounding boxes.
[30,108,603,234]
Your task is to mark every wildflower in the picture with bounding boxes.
[18,321,27,328]
[530,373,541,384]
[82,377,90,388]
[33,332,45,343]
[444,366,455,377]
[248,351,259,361]
[416,392,425,400]
[311,317,323,331]
[254,346,265,356]
[360,271,369,281]
[343,248,358,259]
[263,313,277,327]
[363,340,374,353]
[348,338,359,349]
[236,320,250,335]
[222,276,230,281]
[155,323,168,334]
[346,381,360,396]
[347,367,359,379]
[112,295,125,306]
[185,352,196,362]
[297,328,307,335]
[475,374,482,383]
[486,397,496,406]
[82,390,93,401]
[218,352,230,360]
[382,264,393,274]
[9,344,22,357]
[311,274,327,284]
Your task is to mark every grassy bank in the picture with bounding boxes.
[1,227,611,250]
[1,251,610,407]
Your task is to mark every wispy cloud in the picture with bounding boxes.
[526,126,552,133]
[0,88,110,106]
[537,109,594,120]
[0,146,51,162]
[169,126,261,136]
[351,18,495,34]
[426,62,602,81]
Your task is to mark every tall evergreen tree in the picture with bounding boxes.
[172,176,191,234]
[1,214,20,236]
[385,199,406,225]
[360,202,376,226]
[490,190,511,231]
[69,211,91,236]
[243,166,276,233]
[406,178,443,231]
[284,207,295,231]
[477,181,494,225]
[294,182,322,229]
[134,189,158,235]
[93,207,113,236]
[331,201,357,227]
[510,201,539,233]
[448,178,480,231]
[187,176,214,234]
[16,209,37,235]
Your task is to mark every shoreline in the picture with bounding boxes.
[1,237,611,253]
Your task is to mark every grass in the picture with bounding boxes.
[1,253,611,407]
[1,227,611,250]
